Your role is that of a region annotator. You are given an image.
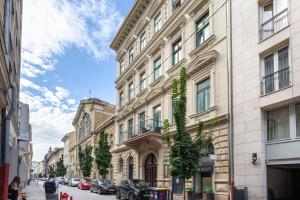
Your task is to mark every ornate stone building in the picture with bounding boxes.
[110,0,229,199]
[72,98,115,179]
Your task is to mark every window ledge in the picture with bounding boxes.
[126,98,135,106]
[136,88,148,98]
[166,58,187,75]
[149,75,165,88]
[258,24,289,44]
[188,35,216,57]
[266,138,300,145]
[189,106,217,119]
[260,85,292,98]
[117,106,125,112]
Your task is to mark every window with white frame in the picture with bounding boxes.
[196,12,209,47]
[267,106,289,141]
[128,82,134,100]
[140,72,146,91]
[196,79,210,113]
[261,46,289,95]
[260,0,288,40]
[172,38,182,66]
[118,158,124,172]
[296,104,300,137]
[119,124,124,144]
[154,12,161,33]
[128,119,133,139]
[119,91,124,108]
[153,105,162,133]
[129,47,134,64]
[139,111,146,133]
[140,32,146,51]
[154,56,161,80]
[172,0,181,10]
[119,59,125,74]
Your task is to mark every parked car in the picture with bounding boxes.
[57,177,65,184]
[90,179,116,194]
[68,178,81,187]
[116,179,150,200]
[78,179,92,190]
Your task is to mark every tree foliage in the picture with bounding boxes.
[55,156,67,177]
[95,129,112,178]
[163,67,213,199]
[48,165,56,177]
[78,145,94,178]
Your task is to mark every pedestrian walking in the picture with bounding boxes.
[43,174,59,200]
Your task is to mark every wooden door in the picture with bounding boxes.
[145,153,157,187]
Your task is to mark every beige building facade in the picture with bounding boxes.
[231,0,300,199]
[72,98,115,179]
[110,0,229,199]
[47,147,64,170]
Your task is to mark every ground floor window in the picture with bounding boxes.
[172,177,183,194]
[267,165,300,200]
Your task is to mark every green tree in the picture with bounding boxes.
[78,145,94,178]
[48,165,56,177]
[163,67,212,200]
[95,129,112,179]
[55,156,67,177]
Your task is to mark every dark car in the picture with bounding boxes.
[116,179,150,200]
[90,179,116,194]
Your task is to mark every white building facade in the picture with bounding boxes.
[61,132,70,181]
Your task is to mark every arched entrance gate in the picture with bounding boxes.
[144,153,157,187]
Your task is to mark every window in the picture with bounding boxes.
[267,106,289,141]
[172,0,181,10]
[197,79,210,113]
[296,104,300,137]
[119,124,124,144]
[128,119,133,139]
[196,12,209,47]
[153,105,162,133]
[119,60,125,74]
[154,12,161,33]
[119,159,124,172]
[129,47,134,64]
[262,47,289,95]
[128,82,134,100]
[172,38,182,66]
[260,0,288,40]
[154,57,161,80]
[119,91,124,108]
[140,32,146,51]
[139,112,146,134]
[140,72,146,91]
[3,0,11,53]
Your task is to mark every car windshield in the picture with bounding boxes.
[82,179,91,182]
[99,180,111,185]
[130,180,148,187]
[73,179,80,181]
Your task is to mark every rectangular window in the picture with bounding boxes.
[296,104,300,137]
[139,112,146,134]
[197,79,210,113]
[140,32,146,51]
[119,60,125,74]
[128,82,134,100]
[119,91,124,108]
[262,46,289,95]
[172,0,181,10]
[172,38,182,66]
[154,57,161,80]
[129,47,134,64]
[119,124,124,144]
[196,12,209,47]
[153,105,162,133]
[128,119,133,139]
[154,12,161,33]
[140,72,146,92]
[267,106,289,141]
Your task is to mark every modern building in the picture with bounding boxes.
[31,161,40,178]
[0,0,23,199]
[61,132,71,181]
[110,0,229,199]
[72,98,115,179]
[231,0,300,199]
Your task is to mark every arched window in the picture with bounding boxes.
[119,159,124,172]
[201,143,215,157]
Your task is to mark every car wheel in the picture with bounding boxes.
[128,193,134,200]
[98,188,101,194]
[90,188,93,193]
[116,191,121,199]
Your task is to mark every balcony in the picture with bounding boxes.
[122,119,163,149]
[260,8,288,41]
[261,67,290,95]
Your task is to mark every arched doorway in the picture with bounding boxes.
[128,157,134,180]
[109,164,113,182]
[144,153,157,187]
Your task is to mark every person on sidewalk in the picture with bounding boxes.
[43,174,59,200]
[8,176,27,200]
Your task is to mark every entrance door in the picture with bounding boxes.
[144,153,157,187]
[128,157,133,180]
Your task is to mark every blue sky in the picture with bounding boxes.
[20,0,135,161]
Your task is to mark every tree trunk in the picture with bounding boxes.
[183,179,186,200]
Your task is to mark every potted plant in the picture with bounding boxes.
[186,187,194,200]
[203,187,214,200]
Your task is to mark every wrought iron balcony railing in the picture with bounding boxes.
[260,8,288,40]
[261,67,290,95]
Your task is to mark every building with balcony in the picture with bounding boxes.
[110,0,229,199]
[231,0,300,199]
[72,98,115,179]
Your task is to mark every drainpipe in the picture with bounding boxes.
[226,0,234,199]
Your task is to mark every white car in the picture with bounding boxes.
[68,178,80,187]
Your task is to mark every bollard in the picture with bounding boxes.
[70,196,73,200]
[60,192,62,200]
[60,192,69,200]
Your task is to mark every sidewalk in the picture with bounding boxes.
[23,182,46,200]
